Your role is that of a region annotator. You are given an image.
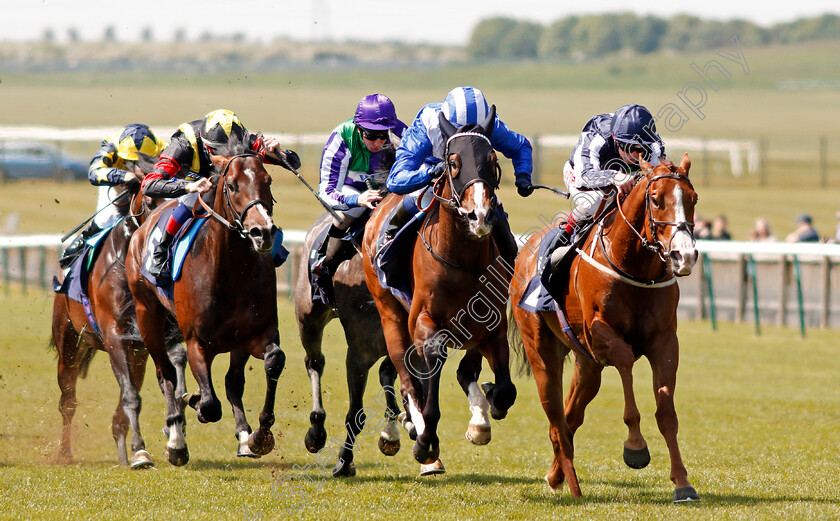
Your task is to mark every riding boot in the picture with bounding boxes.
[148,229,175,281]
[312,225,346,278]
[492,212,520,269]
[59,222,103,269]
[383,202,415,244]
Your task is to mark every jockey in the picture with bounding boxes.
[312,93,407,279]
[557,103,666,246]
[142,109,301,282]
[59,123,166,269]
[385,86,533,266]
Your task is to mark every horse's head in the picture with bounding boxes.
[437,105,500,239]
[638,153,698,276]
[209,153,277,254]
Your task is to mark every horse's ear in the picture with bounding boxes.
[210,154,231,171]
[480,104,496,138]
[639,157,653,174]
[680,152,691,176]
[439,110,457,140]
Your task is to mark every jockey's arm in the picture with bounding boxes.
[252,133,301,170]
[88,145,132,187]
[386,122,436,195]
[489,118,533,186]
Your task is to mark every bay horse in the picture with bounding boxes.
[51,158,187,468]
[294,212,405,477]
[362,106,517,473]
[510,154,700,502]
[126,151,284,465]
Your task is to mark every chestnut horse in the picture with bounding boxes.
[510,154,700,502]
[126,152,284,465]
[52,159,187,468]
[362,106,517,474]
[294,212,406,477]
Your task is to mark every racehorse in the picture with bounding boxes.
[362,106,517,473]
[126,151,284,465]
[510,154,700,502]
[294,212,406,477]
[51,158,187,468]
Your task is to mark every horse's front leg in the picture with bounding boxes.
[225,348,258,458]
[477,330,517,420]
[411,311,447,471]
[184,338,222,424]
[375,358,403,456]
[456,350,491,445]
[647,334,699,502]
[248,334,286,456]
[587,319,650,470]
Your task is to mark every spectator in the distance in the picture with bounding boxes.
[749,217,777,242]
[709,214,732,240]
[785,214,820,243]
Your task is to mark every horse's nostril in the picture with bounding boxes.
[249,228,262,239]
[467,211,478,221]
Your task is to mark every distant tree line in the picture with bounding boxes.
[467,13,840,60]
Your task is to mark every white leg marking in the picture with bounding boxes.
[407,395,425,437]
[467,382,491,427]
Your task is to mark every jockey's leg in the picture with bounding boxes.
[149,200,193,280]
[383,193,421,243]
[313,206,367,278]
[491,203,519,267]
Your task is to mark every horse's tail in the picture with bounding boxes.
[507,305,532,378]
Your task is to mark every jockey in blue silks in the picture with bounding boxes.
[385,86,534,266]
[557,103,666,246]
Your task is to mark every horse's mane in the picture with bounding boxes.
[374,131,402,177]
[133,152,159,174]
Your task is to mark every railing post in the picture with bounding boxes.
[747,255,761,336]
[779,256,788,327]
[793,255,806,338]
[821,257,830,329]
[19,247,26,295]
[736,255,747,323]
[702,253,717,331]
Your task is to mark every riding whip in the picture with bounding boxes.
[273,151,344,225]
[531,184,570,198]
[60,189,132,242]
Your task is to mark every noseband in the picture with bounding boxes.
[196,153,273,239]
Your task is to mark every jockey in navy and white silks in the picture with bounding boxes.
[312,94,407,279]
[385,86,534,265]
[558,103,666,245]
[60,124,167,269]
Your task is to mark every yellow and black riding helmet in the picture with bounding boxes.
[115,123,166,161]
[200,109,249,155]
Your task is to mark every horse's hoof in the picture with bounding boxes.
[674,486,700,503]
[130,450,154,470]
[623,445,651,469]
[465,424,491,445]
[397,412,417,441]
[304,426,327,454]
[165,445,190,466]
[419,458,445,476]
[378,436,400,456]
[412,441,439,465]
[237,440,261,458]
[544,472,565,493]
[332,460,356,477]
[248,429,275,456]
[186,392,201,410]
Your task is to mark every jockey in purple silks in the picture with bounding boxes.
[384,86,534,268]
[311,93,407,280]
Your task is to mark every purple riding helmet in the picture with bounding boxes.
[354,94,398,131]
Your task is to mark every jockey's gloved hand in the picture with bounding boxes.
[429,161,447,179]
[280,149,301,170]
[515,176,534,197]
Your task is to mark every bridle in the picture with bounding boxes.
[195,153,274,239]
[592,171,695,285]
[428,131,501,211]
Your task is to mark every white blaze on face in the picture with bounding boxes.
[461,183,491,237]
[669,185,698,274]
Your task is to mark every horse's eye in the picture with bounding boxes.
[227,182,235,191]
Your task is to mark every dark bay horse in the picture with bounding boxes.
[362,106,517,474]
[294,212,406,477]
[126,152,284,465]
[510,154,700,502]
[51,160,187,468]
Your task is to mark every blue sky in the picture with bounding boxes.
[2,0,838,44]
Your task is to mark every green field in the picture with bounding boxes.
[0,286,838,520]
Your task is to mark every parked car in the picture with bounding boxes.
[0,141,88,181]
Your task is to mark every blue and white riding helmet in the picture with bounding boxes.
[441,86,491,127]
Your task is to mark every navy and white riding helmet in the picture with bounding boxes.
[611,104,658,146]
[441,86,491,127]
